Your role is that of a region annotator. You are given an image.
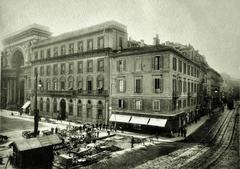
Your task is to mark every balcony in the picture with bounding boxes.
[38,89,109,97]
[76,89,109,96]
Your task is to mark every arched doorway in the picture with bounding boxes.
[59,99,66,120]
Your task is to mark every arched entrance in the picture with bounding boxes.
[59,99,66,120]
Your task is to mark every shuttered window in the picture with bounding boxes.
[135,79,142,93]
[152,56,164,70]
[154,78,163,93]
[117,59,126,72]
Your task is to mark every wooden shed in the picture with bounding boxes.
[10,135,62,169]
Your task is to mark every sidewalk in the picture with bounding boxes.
[0,109,209,142]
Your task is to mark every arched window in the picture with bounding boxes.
[97,75,104,92]
[53,98,57,113]
[60,76,66,90]
[46,98,50,114]
[40,98,43,112]
[68,76,74,90]
[46,79,51,91]
[52,78,58,90]
[87,76,93,93]
[77,100,82,117]
[69,99,73,116]
[77,76,83,91]
[86,100,92,118]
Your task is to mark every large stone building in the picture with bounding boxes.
[1,20,222,132]
[109,45,201,132]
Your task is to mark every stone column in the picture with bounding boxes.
[13,80,16,103]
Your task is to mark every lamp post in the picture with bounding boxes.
[34,72,42,137]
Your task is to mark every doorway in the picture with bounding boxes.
[60,99,66,120]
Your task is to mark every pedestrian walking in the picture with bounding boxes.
[55,127,58,134]
[131,136,134,148]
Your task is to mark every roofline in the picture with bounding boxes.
[110,45,201,67]
[32,20,127,48]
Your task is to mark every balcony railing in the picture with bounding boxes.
[38,89,109,97]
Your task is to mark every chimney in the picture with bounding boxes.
[140,39,145,47]
[153,34,160,45]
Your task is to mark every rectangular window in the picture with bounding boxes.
[53,81,58,90]
[53,47,58,57]
[77,41,83,52]
[118,79,125,92]
[135,79,142,93]
[97,59,104,72]
[191,66,194,76]
[78,61,83,73]
[87,60,93,72]
[46,65,51,76]
[87,39,93,51]
[187,65,190,75]
[153,100,160,111]
[118,99,124,108]
[47,49,51,58]
[34,52,38,60]
[69,62,74,74]
[87,80,92,91]
[178,100,182,109]
[61,45,66,55]
[61,63,66,74]
[135,57,142,71]
[40,66,44,76]
[53,64,58,75]
[183,100,186,108]
[178,60,182,72]
[153,56,163,70]
[183,63,186,74]
[194,67,197,77]
[117,59,126,72]
[97,36,104,49]
[135,100,142,110]
[178,79,182,94]
[197,69,199,78]
[154,78,163,93]
[40,50,44,59]
[183,79,186,93]
[173,57,177,71]
[69,43,74,54]
[119,37,123,49]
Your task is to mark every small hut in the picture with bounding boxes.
[10,135,62,169]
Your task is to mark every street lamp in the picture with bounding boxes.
[33,72,42,137]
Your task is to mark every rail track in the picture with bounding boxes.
[180,107,238,169]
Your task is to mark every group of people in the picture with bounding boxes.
[178,127,187,137]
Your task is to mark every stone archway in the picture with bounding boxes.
[59,99,66,120]
[6,50,25,109]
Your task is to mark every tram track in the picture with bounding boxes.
[180,108,238,169]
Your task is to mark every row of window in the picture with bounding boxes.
[39,98,104,118]
[116,77,198,94]
[40,75,104,91]
[173,57,199,77]
[34,37,105,60]
[35,59,104,76]
[172,79,199,94]
[173,97,198,110]
[117,99,161,111]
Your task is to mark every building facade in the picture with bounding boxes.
[1,20,222,132]
[109,46,201,132]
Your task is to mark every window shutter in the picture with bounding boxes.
[152,57,155,70]
[160,56,164,68]
[133,99,136,110]
[123,59,126,71]
[140,79,143,93]
[160,79,164,92]
[123,79,126,92]
[117,60,120,72]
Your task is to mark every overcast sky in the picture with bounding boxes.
[0,0,239,79]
